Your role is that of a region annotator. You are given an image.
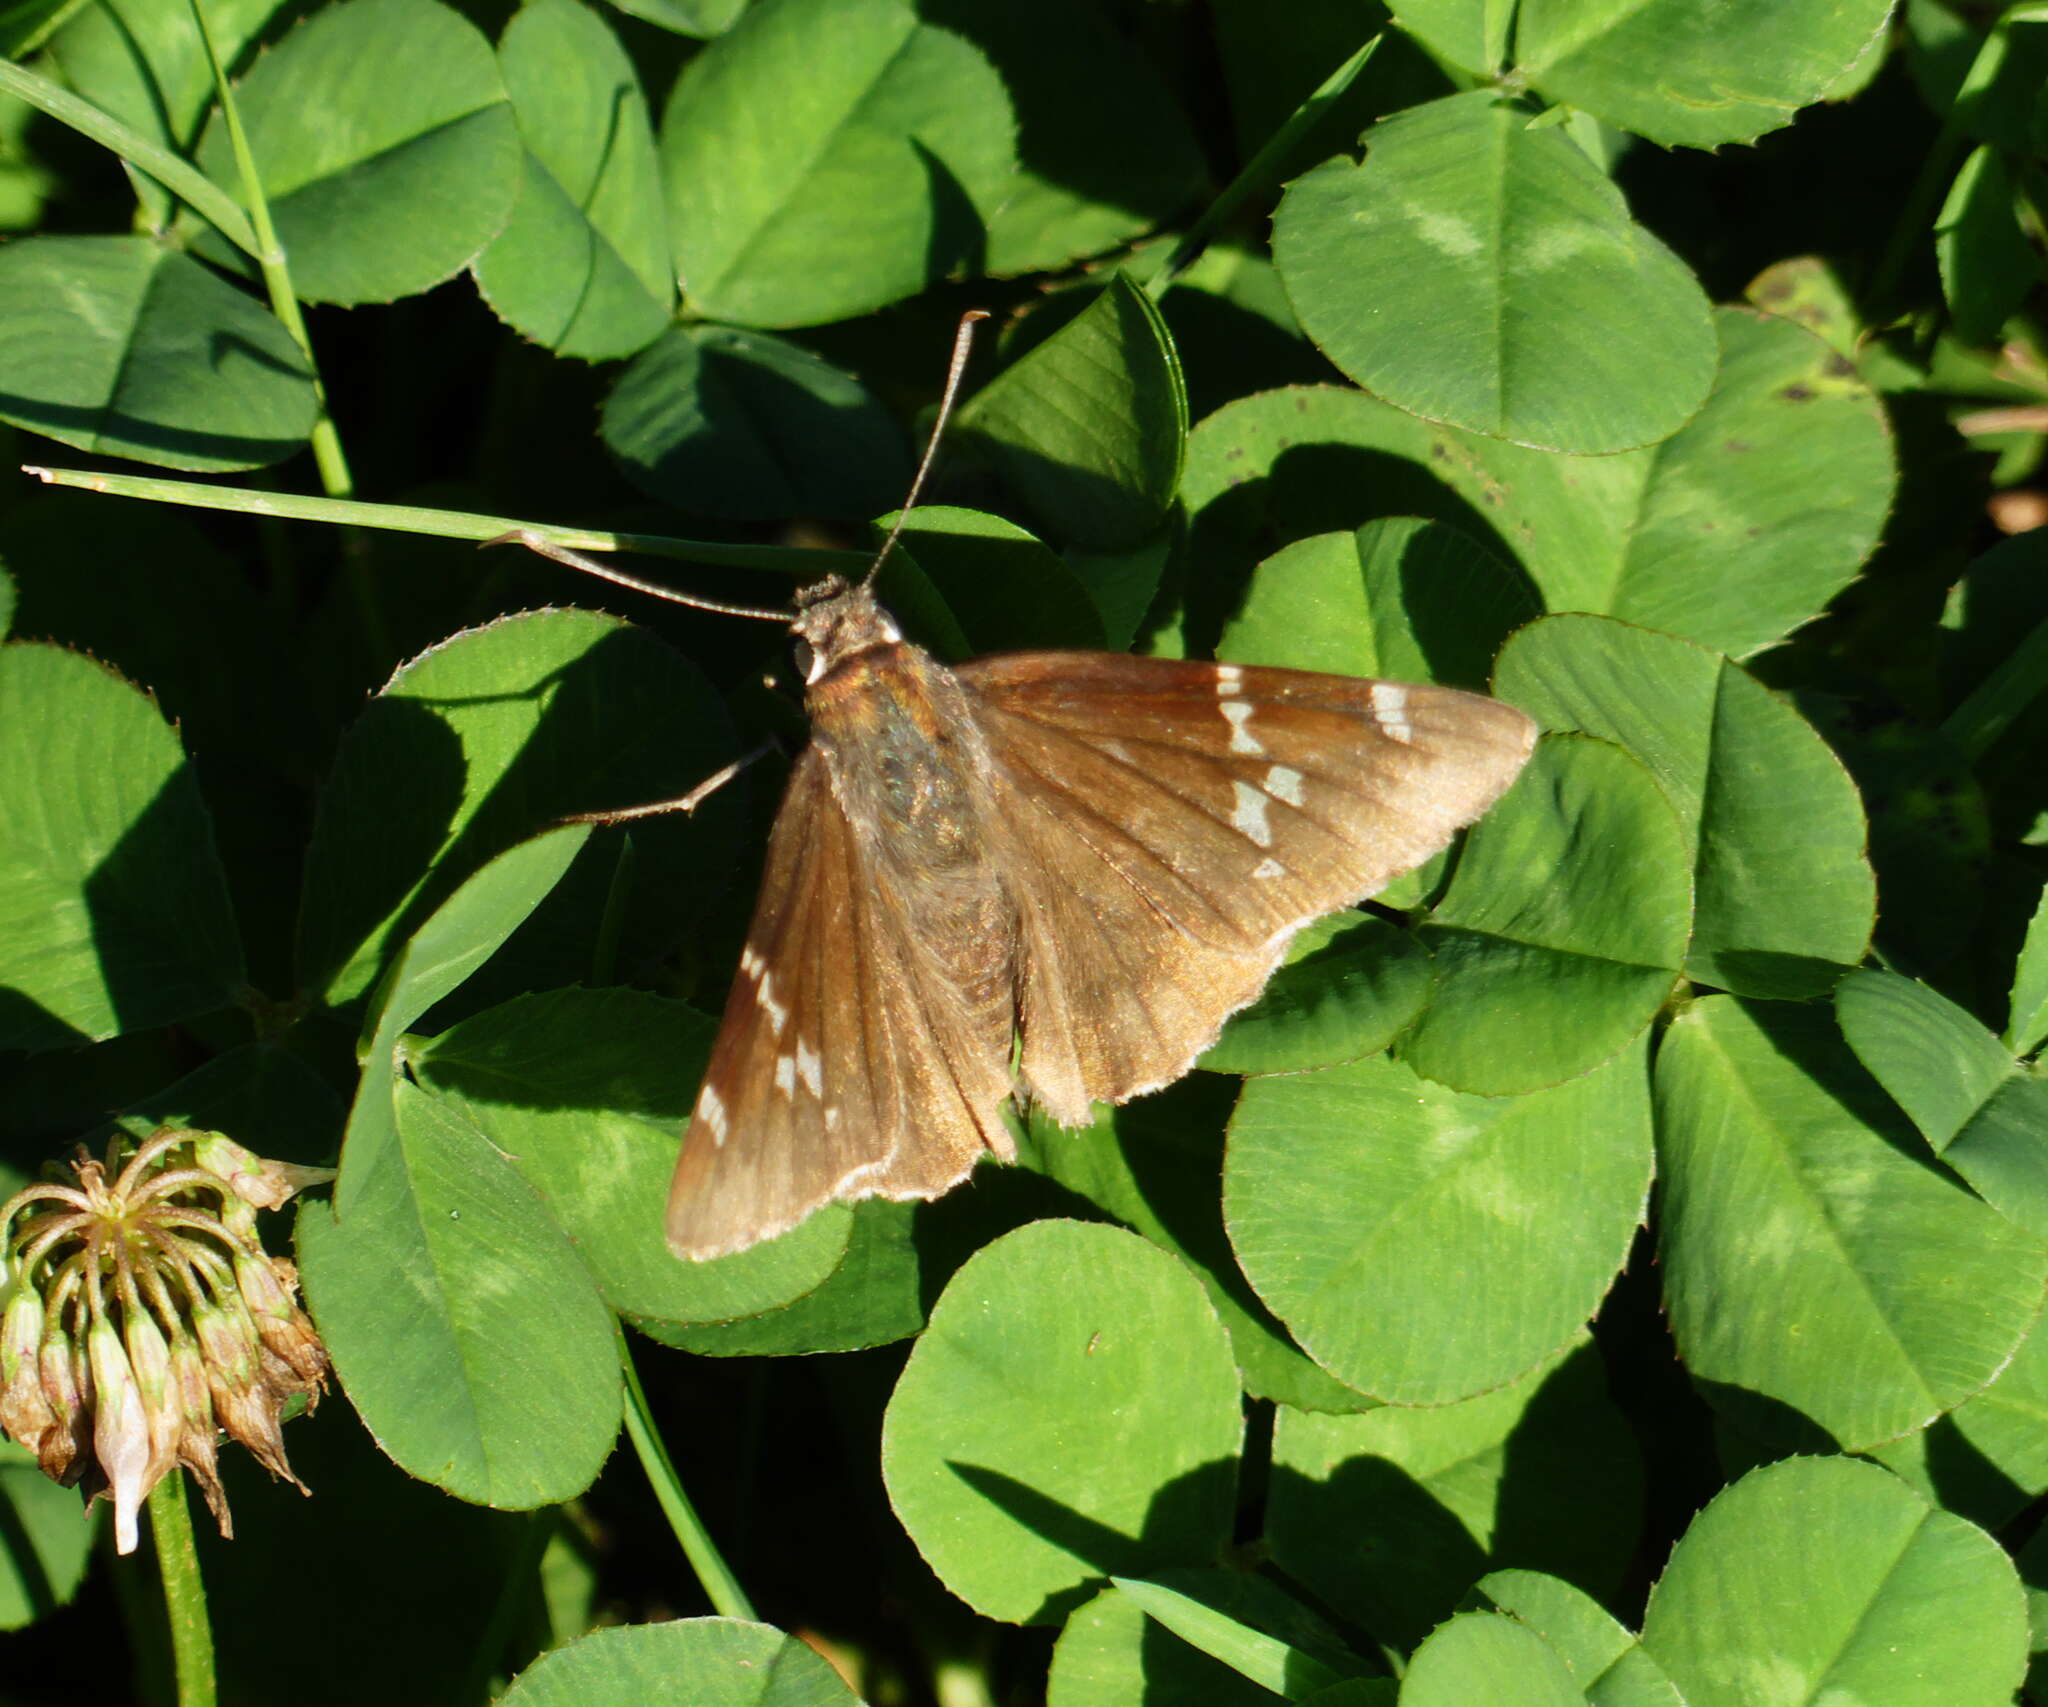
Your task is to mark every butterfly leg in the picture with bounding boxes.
[565,740,776,826]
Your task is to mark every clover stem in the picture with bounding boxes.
[149,1473,217,1707]
[617,1326,756,1620]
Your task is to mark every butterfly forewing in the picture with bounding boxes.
[962,651,1539,935]
[958,652,1536,1121]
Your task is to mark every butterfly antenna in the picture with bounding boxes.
[487,531,791,624]
[498,311,988,614]
[863,308,989,589]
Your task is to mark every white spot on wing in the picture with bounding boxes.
[1221,700,1263,755]
[1371,682,1414,744]
[1263,764,1304,805]
[825,1106,841,1130]
[1232,780,1273,847]
[1253,857,1284,880]
[1215,664,1243,696]
[698,1084,728,1146]
[774,1054,796,1097]
[757,969,788,1034]
[739,945,765,978]
[795,1039,822,1096]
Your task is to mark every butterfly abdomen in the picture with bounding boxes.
[807,636,1019,1077]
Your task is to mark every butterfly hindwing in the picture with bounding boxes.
[667,747,1014,1260]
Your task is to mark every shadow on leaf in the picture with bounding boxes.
[1264,1342,1642,1653]
[946,1456,1239,1625]
[299,623,744,1024]
[1185,440,1519,659]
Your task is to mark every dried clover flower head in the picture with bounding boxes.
[0,1128,333,1552]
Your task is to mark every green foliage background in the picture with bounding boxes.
[1,0,2046,1702]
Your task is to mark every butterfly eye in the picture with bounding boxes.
[791,637,817,682]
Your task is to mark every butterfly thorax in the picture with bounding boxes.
[799,589,1016,1034]
[796,580,982,862]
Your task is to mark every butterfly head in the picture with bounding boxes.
[790,576,905,685]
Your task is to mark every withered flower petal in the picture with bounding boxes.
[169,1335,231,1537]
[36,1320,90,1484]
[0,1284,54,1455]
[122,1306,182,1489]
[235,1253,330,1389]
[188,1132,334,1213]
[205,1366,305,1492]
[87,1318,151,1556]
